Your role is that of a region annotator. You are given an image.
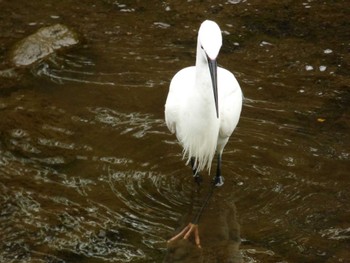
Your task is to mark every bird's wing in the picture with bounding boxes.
[165,67,195,134]
[218,68,243,139]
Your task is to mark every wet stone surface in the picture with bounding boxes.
[10,24,79,67]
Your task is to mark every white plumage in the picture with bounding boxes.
[165,20,242,173]
[165,20,243,248]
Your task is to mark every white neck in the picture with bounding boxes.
[194,38,216,114]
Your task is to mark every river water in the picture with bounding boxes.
[0,0,349,262]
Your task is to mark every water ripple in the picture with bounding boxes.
[33,55,116,86]
[87,107,166,138]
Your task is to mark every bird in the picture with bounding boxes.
[164,20,243,248]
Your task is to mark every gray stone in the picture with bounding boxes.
[10,24,79,67]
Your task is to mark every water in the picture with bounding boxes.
[1,0,349,262]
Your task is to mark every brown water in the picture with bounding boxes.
[1,0,349,262]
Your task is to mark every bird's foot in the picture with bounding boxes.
[167,222,201,248]
[214,175,224,187]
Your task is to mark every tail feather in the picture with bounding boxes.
[181,133,217,173]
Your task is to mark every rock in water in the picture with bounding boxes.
[10,24,79,67]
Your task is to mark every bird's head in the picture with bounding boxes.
[198,20,222,60]
[198,20,222,118]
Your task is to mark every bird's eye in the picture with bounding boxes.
[200,45,204,50]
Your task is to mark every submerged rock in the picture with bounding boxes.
[10,24,79,67]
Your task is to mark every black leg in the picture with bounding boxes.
[214,153,224,186]
[192,185,214,224]
[192,154,223,225]
[191,157,202,185]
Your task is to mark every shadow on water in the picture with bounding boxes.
[163,184,242,263]
[0,0,350,262]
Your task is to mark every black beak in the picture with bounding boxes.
[207,57,219,118]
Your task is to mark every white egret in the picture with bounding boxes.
[165,20,243,248]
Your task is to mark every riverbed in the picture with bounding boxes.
[0,0,349,262]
